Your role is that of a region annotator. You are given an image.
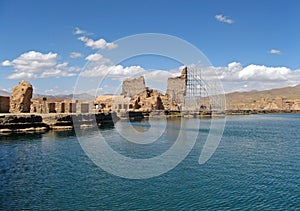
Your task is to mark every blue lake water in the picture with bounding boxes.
[0,114,299,210]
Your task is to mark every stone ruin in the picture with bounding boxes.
[131,88,165,111]
[94,95,131,113]
[31,97,76,113]
[6,67,195,115]
[130,88,179,112]
[6,80,94,114]
[6,68,188,115]
[121,76,146,98]
[94,69,187,113]
[10,80,33,113]
[94,68,189,114]
[166,67,187,106]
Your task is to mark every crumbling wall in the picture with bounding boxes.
[94,95,132,112]
[10,80,33,113]
[30,98,81,113]
[122,76,146,98]
[66,103,76,113]
[166,67,187,105]
[130,88,178,112]
[131,88,164,111]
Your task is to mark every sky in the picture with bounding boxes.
[0,0,299,95]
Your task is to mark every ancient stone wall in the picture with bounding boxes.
[122,76,146,98]
[166,67,187,105]
[30,97,93,114]
[0,96,10,113]
[94,95,132,112]
[10,80,33,113]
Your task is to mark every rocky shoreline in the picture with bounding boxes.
[0,115,49,133]
[1,110,299,134]
[0,113,118,133]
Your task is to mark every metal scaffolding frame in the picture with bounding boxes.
[184,66,208,110]
[183,66,225,113]
[186,66,206,97]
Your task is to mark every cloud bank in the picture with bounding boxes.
[2,51,78,79]
[207,62,300,92]
[81,53,144,78]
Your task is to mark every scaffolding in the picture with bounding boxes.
[183,66,225,113]
[184,66,208,111]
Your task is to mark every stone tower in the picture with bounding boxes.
[166,67,187,105]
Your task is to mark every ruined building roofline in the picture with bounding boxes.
[123,75,145,82]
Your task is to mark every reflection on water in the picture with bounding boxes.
[0,132,44,142]
[0,125,117,142]
[0,129,77,141]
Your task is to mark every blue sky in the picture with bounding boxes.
[1,0,299,95]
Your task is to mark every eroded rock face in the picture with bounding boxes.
[10,80,33,113]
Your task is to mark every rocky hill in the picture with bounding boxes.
[227,85,300,101]
[225,85,300,111]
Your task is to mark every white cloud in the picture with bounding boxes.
[203,62,300,92]
[85,53,112,67]
[81,53,144,78]
[81,64,145,78]
[268,49,281,55]
[85,53,105,62]
[142,69,182,92]
[1,60,11,66]
[144,70,176,81]
[2,51,78,79]
[215,14,234,24]
[40,70,76,78]
[81,53,181,80]
[8,72,37,80]
[70,52,82,58]
[227,62,243,72]
[78,36,117,50]
[74,27,86,35]
[238,64,290,81]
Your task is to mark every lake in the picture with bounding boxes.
[0,114,299,210]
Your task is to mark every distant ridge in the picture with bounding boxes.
[226,84,300,100]
[33,93,95,100]
[0,90,10,97]
[0,90,94,100]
